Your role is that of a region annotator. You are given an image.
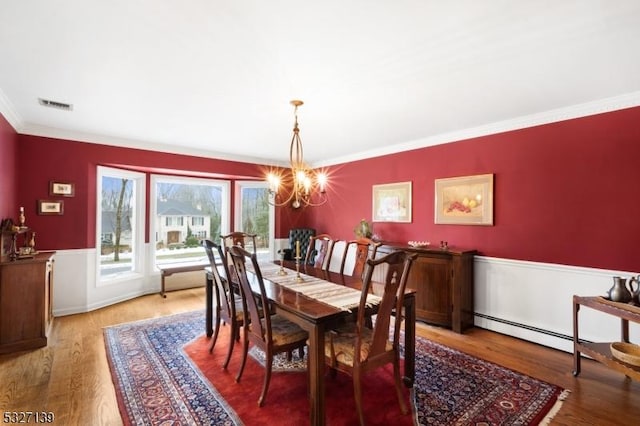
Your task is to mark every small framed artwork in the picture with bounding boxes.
[372,181,412,223]
[38,200,64,215]
[50,181,75,197]
[435,173,494,225]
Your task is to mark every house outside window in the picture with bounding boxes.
[151,175,230,267]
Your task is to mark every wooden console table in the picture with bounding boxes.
[157,261,209,297]
[573,295,640,380]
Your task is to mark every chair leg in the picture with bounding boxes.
[298,345,304,359]
[236,324,249,383]
[222,321,236,370]
[209,308,221,353]
[259,349,273,407]
[365,315,373,329]
[394,357,408,415]
[353,370,365,426]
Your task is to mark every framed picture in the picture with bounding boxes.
[38,200,64,215]
[50,181,75,197]
[372,181,412,223]
[435,173,494,225]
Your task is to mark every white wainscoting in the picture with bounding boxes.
[51,245,161,316]
[52,243,639,355]
[475,256,639,353]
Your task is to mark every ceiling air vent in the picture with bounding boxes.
[38,98,73,111]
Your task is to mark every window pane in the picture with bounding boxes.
[238,184,272,261]
[154,178,227,266]
[100,175,135,278]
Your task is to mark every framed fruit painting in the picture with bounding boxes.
[435,174,493,225]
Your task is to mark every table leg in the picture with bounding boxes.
[572,299,581,376]
[206,272,213,337]
[307,323,326,426]
[621,318,630,343]
[160,272,167,298]
[403,293,415,387]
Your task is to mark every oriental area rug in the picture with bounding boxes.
[104,310,568,425]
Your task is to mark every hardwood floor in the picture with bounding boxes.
[1,287,638,425]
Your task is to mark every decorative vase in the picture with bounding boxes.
[607,276,632,303]
[18,206,25,228]
[354,219,372,238]
[29,232,36,252]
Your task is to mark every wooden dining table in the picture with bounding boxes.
[205,260,416,426]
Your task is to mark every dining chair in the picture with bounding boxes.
[304,233,335,269]
[228,245,309,407]
[220,232,258,288]
[340,237,382,277]
[326,240,347,273]
[220,231,258,256]
[202,239,244,369]
[281,227,315,261]
[325,250,416,425]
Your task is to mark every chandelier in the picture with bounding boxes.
[266,100,328,209]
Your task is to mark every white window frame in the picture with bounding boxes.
[234,180,275,261]
[96,166,146,285]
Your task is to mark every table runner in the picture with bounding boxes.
[257,262,382,311]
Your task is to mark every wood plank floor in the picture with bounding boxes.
[1,287,639,425]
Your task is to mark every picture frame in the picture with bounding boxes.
[38,200,64,215]
[372,181,412,223]
[50,181,75,197]
[435,173,494,225]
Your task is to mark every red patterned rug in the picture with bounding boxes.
[104,310,568,425]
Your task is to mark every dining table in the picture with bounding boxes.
[205,259,416,426]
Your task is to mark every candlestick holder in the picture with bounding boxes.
[277,250,288,275]
[294,256,304,282]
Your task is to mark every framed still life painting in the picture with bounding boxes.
[435,173,494,225]
[372,181,412,223]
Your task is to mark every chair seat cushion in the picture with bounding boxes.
[325,324,392,366]
[264,315,308,346]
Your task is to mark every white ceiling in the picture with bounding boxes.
[2,1,640,167]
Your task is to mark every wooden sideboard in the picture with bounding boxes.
[376,243,477,333]
[0,251,55,353]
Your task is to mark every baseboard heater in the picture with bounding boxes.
[473,312,576,342]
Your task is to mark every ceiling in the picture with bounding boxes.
[1,1,640,167]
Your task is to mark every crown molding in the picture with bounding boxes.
[313,90,640,168]
[5,89,640,169]
[0,88,23,131]
[18,123,288,167]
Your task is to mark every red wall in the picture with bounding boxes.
[307,107,640,273]
[16,135,285,250]
[0,114,17,220]
[7,106,640,273]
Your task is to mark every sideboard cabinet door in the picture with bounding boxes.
[407,255,451,327]
[377,244,476,333]
[0,252,55,353]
